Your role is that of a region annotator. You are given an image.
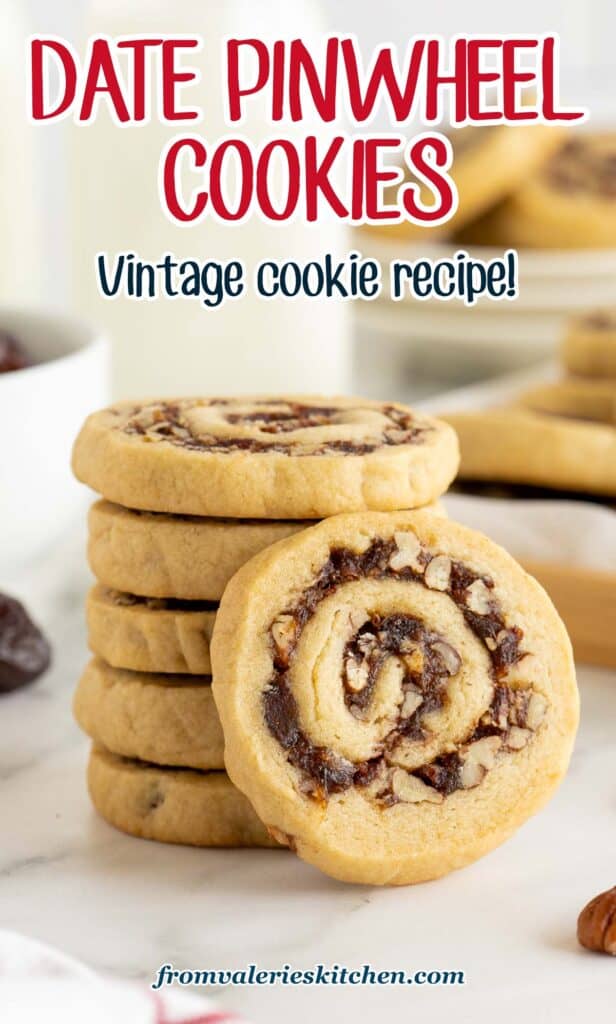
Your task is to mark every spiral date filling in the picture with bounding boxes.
[342,614,459,736]
[121,400,429,456]
[263,533,548,804]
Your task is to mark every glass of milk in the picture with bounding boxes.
[72,0,351,398]
[0,3,41,305]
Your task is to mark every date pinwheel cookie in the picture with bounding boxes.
[364,123,563,242]
[443,408,616,497]
[86,585,216,675]
[74,659,224,770]
[458,134,616,249]
[562,310,616,379]
[72,397,459,519]
[88,745,279,849]
[88,501,310,601]
[211,510,578,886]
[518,379,616,425]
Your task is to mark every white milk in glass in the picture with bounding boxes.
[73,0,351,397]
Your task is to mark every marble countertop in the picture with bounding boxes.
[1,515,614,1023]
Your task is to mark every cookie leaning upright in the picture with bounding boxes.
[71,396,459,518]
[211,510,579,886]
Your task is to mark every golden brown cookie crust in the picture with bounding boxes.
[363,122,564,243]
[74,658,224,770]
[88,745,279,848]
[72,396,459,518]
[562,311,616,378]
[88,501,310,600]
[86,585,216,675]
[444,407,616,496]
[211,510,578,885]
[87,500,445,600]
[518,379,616,425]
[458,133,616,250]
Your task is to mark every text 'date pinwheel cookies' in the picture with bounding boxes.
[212,510,578,886]
[72,396,459,519]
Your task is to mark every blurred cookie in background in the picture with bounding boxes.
[441,306,616,500]
[562,309,616,377]
[517,378,616,425]
[457,134,616,250]
[442,406,616,499]
[359,123,564,242]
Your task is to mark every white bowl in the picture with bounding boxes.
[0,308,109,572]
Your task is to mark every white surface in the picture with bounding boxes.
[445,493,616,571]
[1,514,614,1023]
[0,929,249,1023]
[0,309,109,572]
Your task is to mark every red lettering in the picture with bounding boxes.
[162,138,207,222]
[226,39,271,122]
[30,39,77,120]
[305,136,347,221]
[424,39,468,123]
[117,38,163,122]
[272,40,286,121]
[402,136,455,223]
[341,38,426,122]
[466,41,501,121]
[541,37,585,121]
[363,138,402,220]
[161,40,200,121]
[288,38,338,122]
[256,141,300,219]
[80,40,130,122]
[209,141,253,220]
[502,41,537,120]
[351,138,365,221]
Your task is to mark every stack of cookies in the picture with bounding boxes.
[445,309,616,501]
[71,396,459,852]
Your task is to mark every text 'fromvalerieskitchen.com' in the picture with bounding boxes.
[151,962,467,989]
